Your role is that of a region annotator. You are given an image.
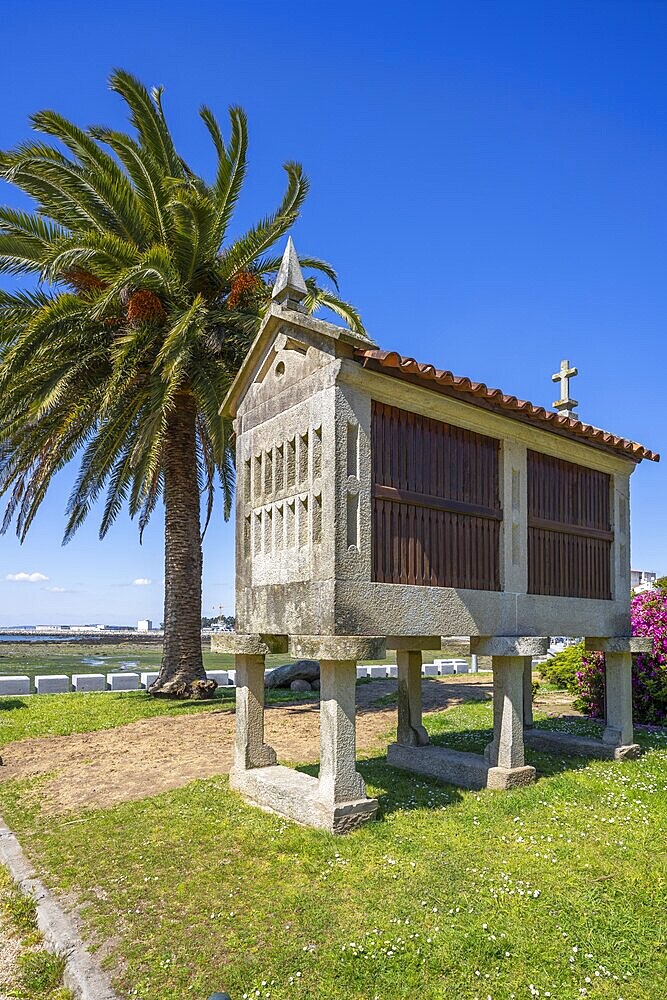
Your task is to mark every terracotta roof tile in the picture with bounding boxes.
[355,349,660,464]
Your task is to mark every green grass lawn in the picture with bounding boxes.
[0,693,664,1000]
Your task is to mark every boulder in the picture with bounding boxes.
[290,679,312,692]
[265,659,320,689]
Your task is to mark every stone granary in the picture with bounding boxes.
[216,239,659,833]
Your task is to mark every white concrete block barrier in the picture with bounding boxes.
[35,675,70,695]
[140,671,160,689]
[432,658,471,674]
[0,675,31,696]
[72,673,107,692]
[1,668,242,697]
[206,669,229,687]
[107,673,140,691]
[361,664,398,679]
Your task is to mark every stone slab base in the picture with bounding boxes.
[388,744,538,791]
[486,764,536,789]
[229,764,378,833]
[524,729,641,761]
[387,743,491,790]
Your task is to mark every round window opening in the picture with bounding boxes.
[275,360,286,378]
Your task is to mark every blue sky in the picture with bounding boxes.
[1,0,665,625]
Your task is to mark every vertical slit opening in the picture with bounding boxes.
[287,437,296,490]
[299,431,309,484]
[243,460,251,504]
[347,422,359,478]
[298,496,309,548]
[313,493,322,543]
[312,426,322,478]
[347,492,359,549]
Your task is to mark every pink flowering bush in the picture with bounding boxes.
[575,591,667,725]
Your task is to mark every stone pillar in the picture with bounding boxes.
[397,650,429,746]
[603,652,634,747]
[233,654,277,771]
[500,440,528,595]
[318,659,366,804]
[485,656,536,789]
[523,657,534,728]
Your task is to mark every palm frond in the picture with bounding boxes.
[0,67,364,551]
[303,277,366,335]
[109,69,183,178]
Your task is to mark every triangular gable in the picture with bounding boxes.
[221,303,376,418]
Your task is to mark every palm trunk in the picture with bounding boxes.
[150,396,216,699]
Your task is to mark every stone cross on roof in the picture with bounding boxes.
[272,237,308,312]
[552,358,579,418]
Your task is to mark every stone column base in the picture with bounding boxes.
[486,764,536,790]
[613,743,642,760]
[230,764,378,834]
[524,729,640,761]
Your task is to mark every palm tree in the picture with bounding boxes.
[0,70,364,697]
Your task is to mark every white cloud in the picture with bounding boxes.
[6,572,49,583]
[132,578,152,586]
[45,586,67,593]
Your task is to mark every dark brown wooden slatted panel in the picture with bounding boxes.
[527,450,613,599]
[371,401,501,590]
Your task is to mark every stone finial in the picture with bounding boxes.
[551,359,579,418]
[272,237,308,312]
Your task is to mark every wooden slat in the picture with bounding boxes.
[527,450,612,600]
[373,484,503,521]
[371,401,501,591]
[527,516,614,543]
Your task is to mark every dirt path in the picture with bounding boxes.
[0,677,496,815]
[0,676,579,817]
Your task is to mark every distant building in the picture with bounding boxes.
[137,619,153,632]
[35,623,132,633]
[631,569,658,593]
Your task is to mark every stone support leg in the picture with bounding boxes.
[485,656,536,789]
[603,652,634,747]
[523,657,534,728]
[397,650,429,746]
[233,654,277,772]
[318,659,366,804]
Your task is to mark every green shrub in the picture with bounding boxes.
[17,950,66,992]
[575,591,667,724]
[3,887,38,937]
[539,642,584,692]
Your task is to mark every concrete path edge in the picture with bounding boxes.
[0,816,119,1000]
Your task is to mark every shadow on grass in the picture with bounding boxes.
[0,698,29,712]
[295,714,610,821]
[296,754,466,817]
